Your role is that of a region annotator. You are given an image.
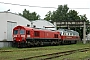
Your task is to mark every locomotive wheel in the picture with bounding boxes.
[51,41,55,45]
[40,41,44,46]
[60,40,64,45]
[56,40,60,45]
[21,41,26,48]
[74,41,77,44]
[34,41,39,46]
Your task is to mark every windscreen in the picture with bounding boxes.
[14,30,18,35]
[20,30,25,34]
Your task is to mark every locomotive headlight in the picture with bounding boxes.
[14,35,17,37]
[27,35,30,37]
[21,35,25,37]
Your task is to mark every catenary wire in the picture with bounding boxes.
[0,2,90,9]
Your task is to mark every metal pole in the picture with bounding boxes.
[83,21,86,44]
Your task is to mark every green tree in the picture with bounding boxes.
[44,5,69,21]
[52,5,69,21]
[79,14,87,21]
[44,11,52,21]
[19,9,40,21]
[67,10,80,20]
[44,4,89,22]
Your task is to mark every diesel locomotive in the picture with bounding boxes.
[12,25,80,47]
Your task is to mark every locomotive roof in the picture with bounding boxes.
[13,25,33,30]
[58,28,79,35]
[13,26,59,32]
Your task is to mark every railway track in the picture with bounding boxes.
[0,50,13,52]
[17,47,90,60]
[0,48,53,52]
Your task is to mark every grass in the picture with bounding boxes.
[0,42,90,60]
[54,50,90,60]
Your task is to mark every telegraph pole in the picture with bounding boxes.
[83,21,86,44]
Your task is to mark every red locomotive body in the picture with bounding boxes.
[13,26,61,47]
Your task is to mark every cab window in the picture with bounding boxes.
[14,30,18,35]
[20,30,25,34]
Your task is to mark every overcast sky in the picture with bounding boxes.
[0,0,90,20]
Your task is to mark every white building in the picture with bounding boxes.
[32,20,56,30]
[0,12,31,48]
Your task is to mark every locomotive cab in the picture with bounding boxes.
[13,26,31,47]
[13,28,26,42]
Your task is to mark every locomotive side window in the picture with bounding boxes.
[63,33,66,35]
[14,30,18,34]
[63,33,65,35]
[70,33,72,36]
[20,30,25,34]
[68,33,69,35]
[54,34,58,38]
[68,33,70,36]
[34,31,40,37]
[66,33,68,36]
[26,30,30,35]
